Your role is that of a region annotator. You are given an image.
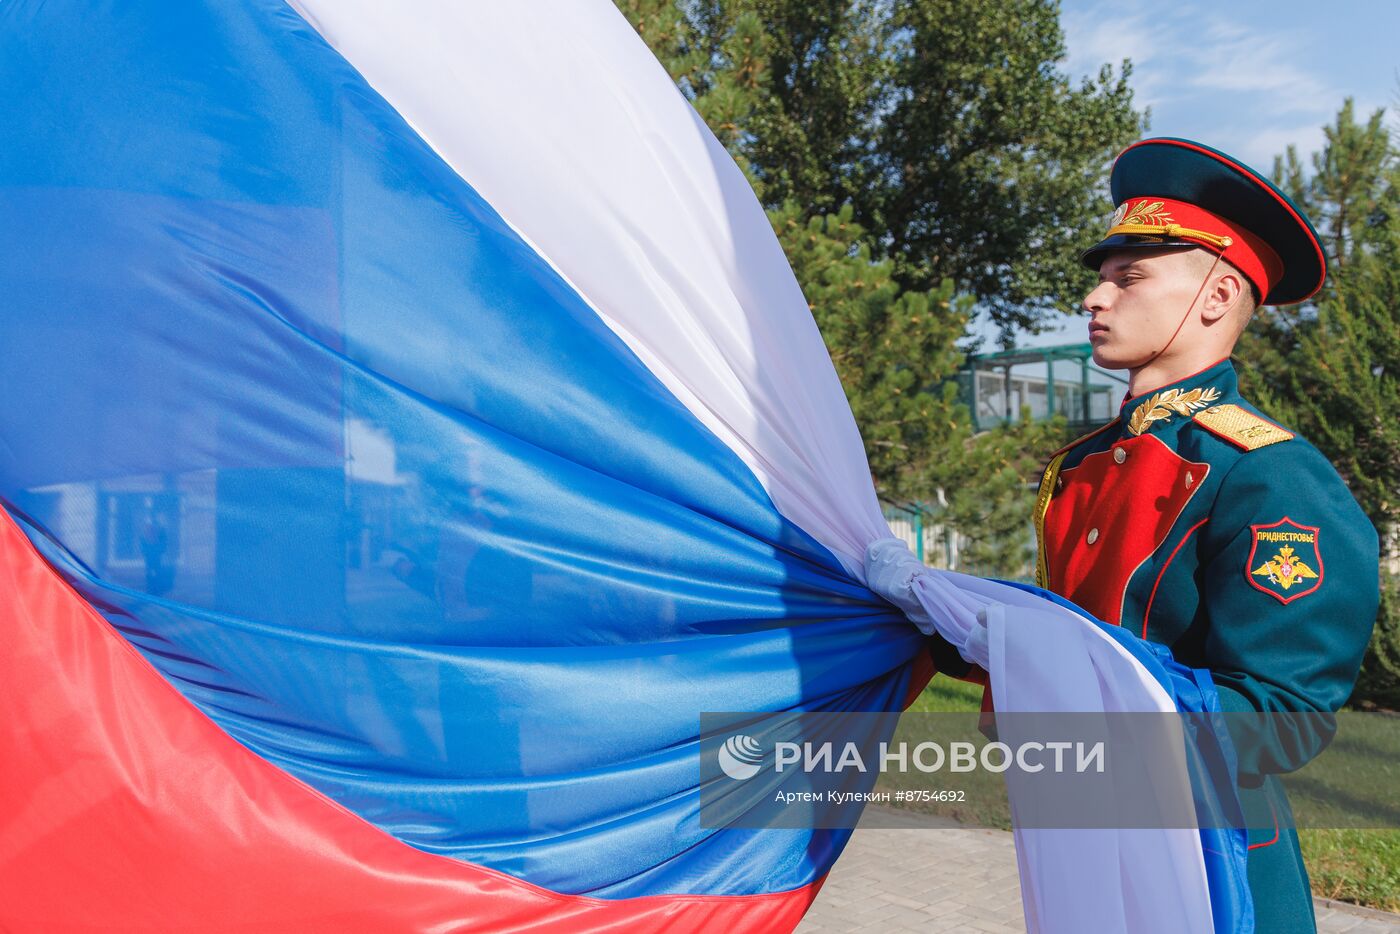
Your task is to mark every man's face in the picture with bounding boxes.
[1082,247,1207,369]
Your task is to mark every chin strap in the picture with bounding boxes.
[1136,248,1226,371]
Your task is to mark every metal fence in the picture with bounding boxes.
[880,499,958,569]
[880,496,1037,583]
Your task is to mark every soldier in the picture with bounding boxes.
[1037,137,1380,932]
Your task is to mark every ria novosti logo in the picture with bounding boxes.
[715,732,1106,781]
[717,734,764,780]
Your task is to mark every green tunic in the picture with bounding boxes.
[1034,356,1379,932]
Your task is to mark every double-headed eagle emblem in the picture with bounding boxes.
[1251,544,1318,591]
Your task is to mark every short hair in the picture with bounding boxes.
[1184,247,1259,327]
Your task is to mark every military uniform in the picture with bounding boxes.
[1040,138,1381,932]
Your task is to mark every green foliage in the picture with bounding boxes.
[770,201,968,493]
[618,0,1125,543]
[1354,574,1400,710]
[931,414,1072,578]
[770,199,1073,572]
[859,1,1144,335]
[617,0,1144,339]
[1240,101,1396,406]
[1274,100,1397,273]
[1284,251,1400,545]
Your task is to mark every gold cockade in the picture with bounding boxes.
[1127,386,1222,436]
[1251,545,1319,591]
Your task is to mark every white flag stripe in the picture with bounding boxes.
[289,3,1219,930]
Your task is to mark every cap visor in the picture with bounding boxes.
[1079,234,1201,270]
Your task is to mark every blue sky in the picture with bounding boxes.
[977,0,1400,350]
[1061,0,1398,167]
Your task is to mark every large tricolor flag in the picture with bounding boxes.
[0,2,1249,931]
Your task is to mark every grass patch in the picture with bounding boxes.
[1300,829,1400,912]
[1286,712,1400,911]
[903,674,986,713]
[876,675,1009,827]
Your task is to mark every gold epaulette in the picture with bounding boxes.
[1192,404,1294,451]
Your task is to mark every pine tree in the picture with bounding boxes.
[771,201,1072,574]
[931,415,1071,577]
[1242,100,1400,705]
[770,202,968,495]
[1240,101,1396,406]
[1289,172,1400,707]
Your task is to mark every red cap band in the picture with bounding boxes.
[1106,195,1284,301]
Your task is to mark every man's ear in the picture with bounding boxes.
[1200,269,1246,325]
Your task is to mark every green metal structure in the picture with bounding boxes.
[957,342,1127,433]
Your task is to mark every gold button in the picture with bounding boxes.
[1087,528,1099,545]
[1113,447,1126,464]
[1185,471,1194,488]
[1055,475,1064,491]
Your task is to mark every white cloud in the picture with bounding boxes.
[1222,123,1327,170]
[1060,4,1173,108]
[1058,0,1346,165]
[1182,19,1331,112]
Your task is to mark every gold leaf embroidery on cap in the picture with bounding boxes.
[1103,200,1234,250]
[1119,199,1174,228]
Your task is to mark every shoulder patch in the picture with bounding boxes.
[1193,404,1294,451]
[1246,517,1323,603]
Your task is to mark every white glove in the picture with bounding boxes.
[865,538,994,670]
[963,607,992,670]
[864,537,936,634]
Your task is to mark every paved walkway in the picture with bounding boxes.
[797,807,1400,933]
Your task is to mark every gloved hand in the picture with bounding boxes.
[864,537,936,634]
[865,538,994,670]
[963,606,992,670]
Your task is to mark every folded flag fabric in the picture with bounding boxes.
[0,2,1246,931]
